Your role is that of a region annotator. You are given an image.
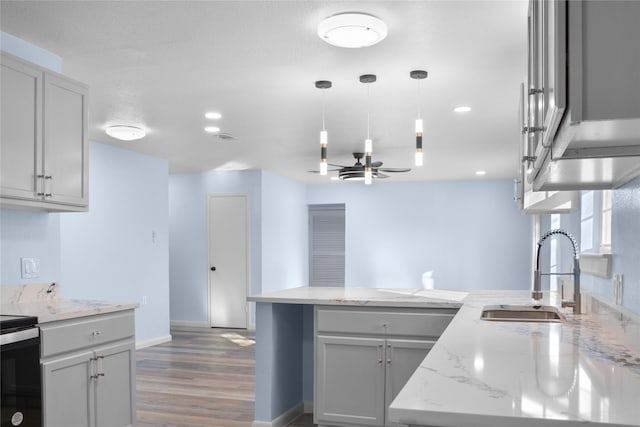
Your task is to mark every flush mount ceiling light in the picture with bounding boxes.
[318,13,388,48]
[105,125,146,141]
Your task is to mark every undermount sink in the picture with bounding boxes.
[481,305,565,323]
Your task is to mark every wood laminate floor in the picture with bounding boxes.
[136,326,256,427]
[136,326,315,427]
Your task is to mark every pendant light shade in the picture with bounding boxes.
[315,80,332,176]
[410,70,428,167]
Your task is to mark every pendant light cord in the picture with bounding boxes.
[417,78,422,120]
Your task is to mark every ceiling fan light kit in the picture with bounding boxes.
[410,70,428,167]
[317,13,387,49]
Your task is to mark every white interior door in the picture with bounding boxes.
[208,194,248,328]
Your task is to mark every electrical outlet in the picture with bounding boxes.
[21,258,40,279]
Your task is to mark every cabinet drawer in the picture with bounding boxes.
[316,307,455,338]
[40,310,135,358]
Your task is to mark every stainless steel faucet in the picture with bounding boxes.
[532,229,582,314]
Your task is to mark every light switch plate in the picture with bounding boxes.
[21,257,41,279]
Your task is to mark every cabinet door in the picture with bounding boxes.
[43,73,88,206]
[384,339,434,427]
[93,341,135,427]
[315,335,386,427]
[42,350,94,427]
[540,0,567,146]
[0,55,42,200]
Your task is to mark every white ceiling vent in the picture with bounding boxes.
[215,132,237,141]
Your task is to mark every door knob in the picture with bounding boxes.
[211,266,217,271]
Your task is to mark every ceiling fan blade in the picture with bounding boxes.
[379,167,411,173]
[371,161,383,168]
[328,163,349,168]
[375,172,390,178]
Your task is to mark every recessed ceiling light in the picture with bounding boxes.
[204,126,220,133]
[476,170,487,176]
[105,125,146,141]
[205,112,222,120]
[454,106,472,113]
[318,13,388,48]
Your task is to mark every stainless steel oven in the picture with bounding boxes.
[1,315,41,427]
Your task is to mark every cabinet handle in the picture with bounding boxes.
[528,88,543,95]
[92,330,102,336]
[36,174,45,196]
[378,344,383,365]
[44,175,52,197]
[387,344,392,365]
[90,373,105,380]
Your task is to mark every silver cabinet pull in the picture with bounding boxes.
[44,175,52,197]
[377,344,383,365]
[387,344,392,365]
[92,330,102,336]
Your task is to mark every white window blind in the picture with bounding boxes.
[309,204,345,287]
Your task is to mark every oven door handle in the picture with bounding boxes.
[0,328,39,346]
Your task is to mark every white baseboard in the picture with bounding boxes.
[136,334,172,349]
[251,402,305,427]
[303,400,313,413]
[170,320,210,328]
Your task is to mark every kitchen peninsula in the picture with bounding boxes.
[248,287,640,427]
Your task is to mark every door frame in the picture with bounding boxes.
[206,193,250,329]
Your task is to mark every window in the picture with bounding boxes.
[600,190,612,253]
[309,204,345,287]
[580,191,594,252]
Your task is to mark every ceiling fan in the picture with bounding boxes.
[310,152,411,181]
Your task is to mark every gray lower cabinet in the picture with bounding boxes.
[39,310,136,427]
[314,306,455,427]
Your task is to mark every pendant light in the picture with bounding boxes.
[315,80,332,175]
[360,74,376,185]
[410,70,428,167]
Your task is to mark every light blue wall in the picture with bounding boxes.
[1,210,61,285]
[307,180,533,290]
[168,170,262,322]
[1,31,62,72]
[261,171,308,293]
[60,142,170,343]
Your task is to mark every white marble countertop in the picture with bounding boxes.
[0,299,138,323]
[248,286,468,308]
[0,283,138,323]
[389,290,640,427]
[249,287,640,427]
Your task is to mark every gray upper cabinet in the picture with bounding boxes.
[1,52,89,211]
[525,0,640,190]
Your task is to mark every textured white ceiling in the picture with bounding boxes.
[1,0,528,183]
